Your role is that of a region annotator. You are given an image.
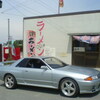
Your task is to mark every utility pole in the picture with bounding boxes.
[58,0,60,14]
[58,0,64,14]
[8,19,10,45]
[7,19,12,60]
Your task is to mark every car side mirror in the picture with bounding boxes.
[41,66,48,70]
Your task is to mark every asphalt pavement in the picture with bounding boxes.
[0,80,100,100]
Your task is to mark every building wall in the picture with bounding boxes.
[23,12,100,64]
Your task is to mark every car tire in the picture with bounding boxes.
[4,74,17,89]
[60,78,79,97]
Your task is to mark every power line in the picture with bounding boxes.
[18,2,43,15]
[31,0,56,14]
[1,12,24,17]
[3,0,25,16]
[45,19,68,34]
[2,0,28,13]
[13,0,40,15]
[2,0,46,17]
[1,0,59,17]
[12,0,55,16]
[38,0,57,12]
[22,0,68,34]
[33,16,68,35]
[2,0,67,33]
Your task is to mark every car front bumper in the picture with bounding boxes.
[77,79,100,94]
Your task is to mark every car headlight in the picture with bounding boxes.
[84,76,98,81]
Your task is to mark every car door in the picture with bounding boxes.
[15,58,30,84]
[22,58,53,87]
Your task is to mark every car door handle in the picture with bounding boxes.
[25,70,28,72]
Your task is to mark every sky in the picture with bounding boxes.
[0,0,100,43]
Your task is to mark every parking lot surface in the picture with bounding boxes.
[0,80,100,100]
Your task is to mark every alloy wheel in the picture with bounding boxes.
[60,79,78,97]
[4,75,16,89]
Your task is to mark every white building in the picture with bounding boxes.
[23,10,100,68]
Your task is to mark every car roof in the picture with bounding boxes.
[24,56,53,59]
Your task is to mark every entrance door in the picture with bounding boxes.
[72,37,100,68]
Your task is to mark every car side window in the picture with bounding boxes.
[26,59,46,69]
[16,58,46,69]
[16,58,29,67]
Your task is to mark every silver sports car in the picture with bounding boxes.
[0,57,100,97]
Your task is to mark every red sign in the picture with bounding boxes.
[36,21,45,56]
[4,47,20,61]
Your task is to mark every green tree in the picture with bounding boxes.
[14,40,23,52]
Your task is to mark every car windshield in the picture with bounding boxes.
[43,57,68,69]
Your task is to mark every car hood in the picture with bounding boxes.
[57,65,99,76]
